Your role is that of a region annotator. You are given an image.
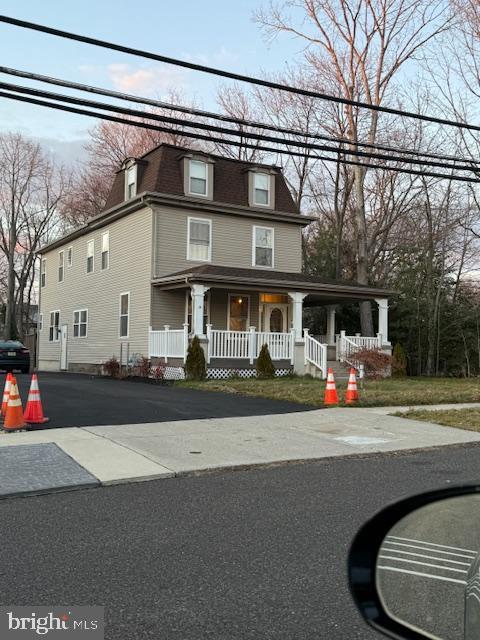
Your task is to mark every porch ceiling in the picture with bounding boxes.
[152,264,395,302]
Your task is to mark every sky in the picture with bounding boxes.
[0,0,303,164]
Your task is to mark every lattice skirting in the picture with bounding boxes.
[163,366,186,380]
[206,368,291,380]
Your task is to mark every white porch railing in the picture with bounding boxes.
[304,330,327,378]
[337,330,382,369]
[149,324,188,362]
[207,326,295,364]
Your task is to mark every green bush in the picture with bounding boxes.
[256,344,275,379]
[185,336,206,380]
[392,343,408,377]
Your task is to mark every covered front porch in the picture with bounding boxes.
[149,264,393,379]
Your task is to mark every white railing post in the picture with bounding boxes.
[183,323,189,363]
[290,328,296,364]
[248,326,256,364]
[164,325,170,363]
[206,324,212,364]
[339,330,346,362]
[148,326,153,358]
[377,332,382,348]
[303,328,309,365]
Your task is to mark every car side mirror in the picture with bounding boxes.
[349,486,480,640]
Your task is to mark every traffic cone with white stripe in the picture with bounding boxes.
[345,368,359,405]
[3,377,27,431]
[324,368,339,406]
[24,374,49,425]
[1,372,12,416]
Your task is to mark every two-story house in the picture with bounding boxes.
[38,143,393,379]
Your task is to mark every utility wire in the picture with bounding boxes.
[2,14,480,134]
[1,65,477,167]
[1,80,478,175]
[1,89,479,183]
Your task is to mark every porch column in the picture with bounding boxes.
[288,292,307,340]
[326,306,336,345]
[374,298,390,345]
[191,284,210,337]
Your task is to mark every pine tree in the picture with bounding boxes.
[392,343,407,377]
[185,336,207,380]
[256,344,275,379]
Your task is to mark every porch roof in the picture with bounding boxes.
[152,264,395,303]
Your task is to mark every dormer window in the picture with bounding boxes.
[253,173,270,206]
[125,164,137,200]
[189,160,208,196]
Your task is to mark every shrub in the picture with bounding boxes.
[132,355,151,378]
[392,343,407,377]
[185,336,206,380]
[353,348,393,380]
[151,364,166,381]
[103,356,120,378]
[256,343,275,379]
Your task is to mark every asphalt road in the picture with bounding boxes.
[5,372,313,428]
[1,445,480,639]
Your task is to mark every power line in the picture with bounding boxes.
[1,80,478,175]
[1,65,477,167]
[1,89,479,183]
[2,14,480,134]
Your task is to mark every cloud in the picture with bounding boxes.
[107,63,187,96]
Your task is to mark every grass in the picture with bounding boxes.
[176,376,480,408]
[395,408,480,432]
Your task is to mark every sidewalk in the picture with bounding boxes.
[1,403,480,495]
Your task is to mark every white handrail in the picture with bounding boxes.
[337,331,380,371]
[149,324,188,362]
[207,328,293,362]
[304,330,327,378]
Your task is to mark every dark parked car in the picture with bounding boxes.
[0,340,30,373]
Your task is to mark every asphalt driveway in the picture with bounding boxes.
[5,373,313,429]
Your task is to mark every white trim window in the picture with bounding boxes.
[86,239,94,273]
[125,164,137,200]
[228,294,250,331]
[58,250,64,283]
[189,160,208,196]
[40,258,46,288]
[187,217,211,262]
[49,310,60,342]
[253,226,274,268]
[253,173,271,206]
[73,309,88,338]
[101,232,109,270]
[67,246,73,267]
[119,292,130,338]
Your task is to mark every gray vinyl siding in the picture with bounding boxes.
[38,206,153,369]
[151,289,186,329]
[152,205,302,278]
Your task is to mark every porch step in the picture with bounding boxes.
[326,360,351,380]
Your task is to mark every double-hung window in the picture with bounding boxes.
[58,250,64,282]
[49,311,60,342]
[189,160,207,196]
[40,258,46,288]
[101,232,109,270]
[187,217,211,262]
[67,246,73,267]
[125,165,137,199]
[253,226,274,267]
[86,239,94,273]
[73,309,88,337]
[228,295,250,331]
[119,293,129,338]
[253,173,271,206]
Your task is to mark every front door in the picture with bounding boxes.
[60,324,68,371]
[264,304,289,332]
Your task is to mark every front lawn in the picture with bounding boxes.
[395,408,480,432]
[177,376,480,408]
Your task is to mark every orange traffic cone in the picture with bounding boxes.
[1,372,12,416]
[3,377,27,431]
[24,374,49,424]
[345,368,359,405]
[324,368,339,406]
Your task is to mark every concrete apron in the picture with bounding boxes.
[1,404,480,488]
